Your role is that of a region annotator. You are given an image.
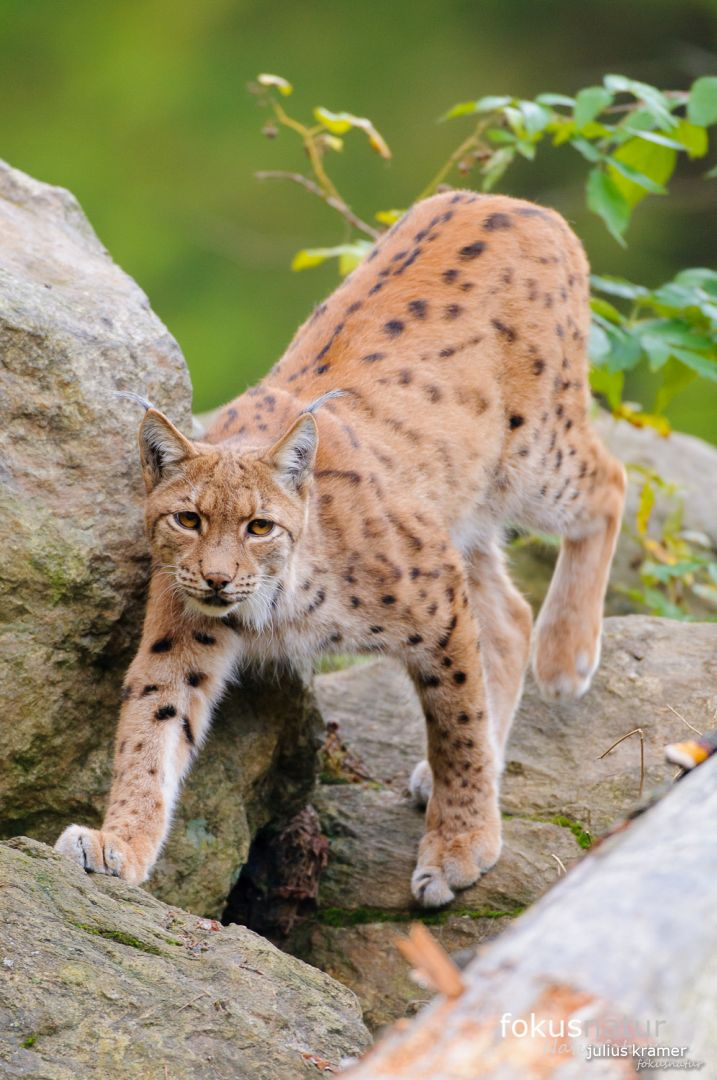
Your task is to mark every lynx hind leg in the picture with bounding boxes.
[533,438,626,702]
[465,545,533,758]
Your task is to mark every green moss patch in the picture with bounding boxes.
[74,923,165,956]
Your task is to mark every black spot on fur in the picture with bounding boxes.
[361,352,385,364]
[444,303,463,320]
[453,671,467,685]
[420,673,441,688]
[442,268,459,284]
[186,671,206,688]
[533,358,545,375]
[408,299,428,319]
[509,415,525,430]
[491,318,517,343]
[316,364,330,375]
[457,712,470,724]
[408,633,423,645]
[370,625,384,634]
[350,596,361,608]
[439,346,456,358]
[306,590,326,614]
[384,320,405,337]
[381,594,397,605]
[151,637,172,654]
[141,684,158,697]
[155,705,177,721]
[193,632,216,646]
[458,241,486,260]
[483,212,512,230]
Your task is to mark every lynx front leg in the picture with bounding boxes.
[55,580,238,882]
[407,601,502,908]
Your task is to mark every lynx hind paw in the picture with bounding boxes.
[54,825,140,882]
[409,759,433,808]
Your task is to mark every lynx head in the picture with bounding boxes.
[138,408,318,627]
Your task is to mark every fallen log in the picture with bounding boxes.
[347,757,717,1078]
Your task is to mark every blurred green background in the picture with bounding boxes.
[1,0,715,439]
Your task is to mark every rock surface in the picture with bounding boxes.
[0,160,321,916]
[0,837,369,1078]
[510,413,717,616]
[288,616,717,1030]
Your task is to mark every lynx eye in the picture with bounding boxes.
[247,519,274,536]
[175,511,201,530]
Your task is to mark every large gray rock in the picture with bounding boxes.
[0,161,321,916]
[289,617,717,1029]
[0,837,369,1078]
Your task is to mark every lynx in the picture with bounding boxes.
[56,191,625,907]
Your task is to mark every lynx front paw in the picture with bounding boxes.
[54,825,147,884]
[411,820,503,908]
[532,620,601,702]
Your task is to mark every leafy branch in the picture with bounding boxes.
[250,70,717,429]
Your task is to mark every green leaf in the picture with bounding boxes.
[603,75,677,128]
[481,146,515,191]
[590,297,623,323]
[515,139,537,160]
[588,322,611,361]
[586,168,629,244]
[673,118,709,159]
[623,128,685,151]
[608,140,674,204]
[688,76,717,127]
[535,93,575,107]
[574,86,613,130]
[669,348,717,382]
[313,109,391,158]
[636,479,655,536]
[374,208,405,226]
[571,136,602,163]
[602,324,643,371]
[442,95,512,120]
[257,73,293,96]
[589,364,624,410]
[591,274,648,300]
[517,99,552,136]
[291,242,372,274]
[655,357,699,413]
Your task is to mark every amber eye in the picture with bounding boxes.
[247,519,274,536]
[175,511,200,530]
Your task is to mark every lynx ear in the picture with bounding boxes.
[139,408,197,490]
[265,413,318,493]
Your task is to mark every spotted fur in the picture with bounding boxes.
[55,191,625,907]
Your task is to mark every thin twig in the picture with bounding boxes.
[665,703,703,736]
[255,171,380,240]
[599,727,645,798]
[550,853,567,876]
[416,118,492,201]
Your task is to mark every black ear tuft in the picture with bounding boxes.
[139,409,196,490]
[265,414,318,492]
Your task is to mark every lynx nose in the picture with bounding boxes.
[204,571,232,591]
